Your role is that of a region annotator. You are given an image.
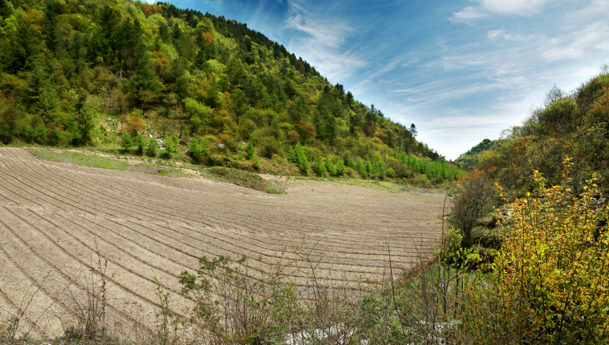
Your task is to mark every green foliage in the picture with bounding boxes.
[121,132,133,150]
[459,160,609,344]
[335,158,345,176]
[189,137,209,163]
[146,138,158,157]
[325,157,336,176]
[450,169,496,246]
[134,133,145,155]
[246,141,255,160]
[455,138,498,170]
[0,0,458,184]
[312,158,326,176]
[163,133,178,158]
[252,155,261,170]
[294,144,309,173]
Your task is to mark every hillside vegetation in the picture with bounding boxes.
[471,79,609,196]
[0,0,461,183]
[454,138,498,170]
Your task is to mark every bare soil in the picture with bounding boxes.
[0,147,447,338]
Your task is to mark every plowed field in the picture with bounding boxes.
[0,147,446,338]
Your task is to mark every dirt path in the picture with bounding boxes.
[0,147,447,338]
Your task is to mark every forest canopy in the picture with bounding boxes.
[0,0,459,182]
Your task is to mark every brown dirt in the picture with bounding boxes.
[0,147,447,338]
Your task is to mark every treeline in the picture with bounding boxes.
[0,0,457,181]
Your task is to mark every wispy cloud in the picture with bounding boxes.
[282,0,367,81]
[542,21,609,61]
[451,0,549,23]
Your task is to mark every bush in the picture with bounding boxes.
[259,136,280,159]
[162,133,178,159]
[325,157,336,176]
[459,159,609,344]
[312,158,326,176]
[146,138,158,157]
[294,144,309,173]
[336,158,345,176]
[190,137,210,163]
[450,169,495,246]
[246,141,255,160]
[386,167,395,178]
[134,133,145,155]
[121,132,133,151]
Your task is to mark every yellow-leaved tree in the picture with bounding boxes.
[459,158,609,344]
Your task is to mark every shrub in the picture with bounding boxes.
[312,158,326,176]
[134,133,145,155]
[386,167,395,178]
[294,144,309,173]
[259,136,280,159]
[246,141,255,160]
[121,132,133,151]
[450,169,495,247]
[325,157,336,176]
[146,138,158,157]
[252,155,261,170]
[162,134,178,159]
[336,158,345,176]
[459,159,609,344]
[190,137,210,163]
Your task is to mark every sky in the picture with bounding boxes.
[164,0,609,160]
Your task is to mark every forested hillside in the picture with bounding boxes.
[454,138,498,170]
[0,0,461,182]
[469,78,609,196]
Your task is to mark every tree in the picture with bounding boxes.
[71,90,95,146]
[246,141,255,160]
[325,115,337,147]
[122,132,133,150]
[544,84,564,106]
[184,98,213,134]
[409,124,417,138]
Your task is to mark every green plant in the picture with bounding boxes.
[312,158,326,176]
[459,159,609,344]
[450,169,496,246]
[252,155,261,170]
[178,255,300,344]
[325,157,336,176]
[189,137,210,163]
[246,141,255,160]
[336,158,345,176]
[153,277,182,345]
[147,138,158,157]
[135,133,145,155]
[121,132,133,151]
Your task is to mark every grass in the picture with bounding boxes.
[27,148,129,170]
[205,167,285,194]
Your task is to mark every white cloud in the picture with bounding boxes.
[487,29,505,40]
[451,6,487,23]
[542,21,609,61]
[477,0,549,15]
[282,1,367,80]
[451,0,549,23]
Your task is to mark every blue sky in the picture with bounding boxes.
[166,0,609,160]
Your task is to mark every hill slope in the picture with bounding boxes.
[0,0,461,182]
[467,72,609,196]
